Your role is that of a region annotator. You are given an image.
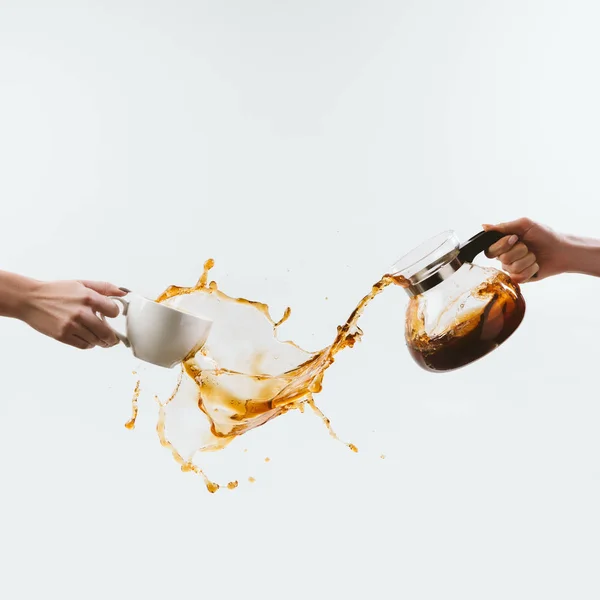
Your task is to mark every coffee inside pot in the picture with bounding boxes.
[391,230,526,372]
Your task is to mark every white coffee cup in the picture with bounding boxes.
[101,294,213,368]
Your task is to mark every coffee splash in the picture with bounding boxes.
[129,259,408,493]
[124,377,140,431]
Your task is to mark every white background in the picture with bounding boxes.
[1,1,599,598]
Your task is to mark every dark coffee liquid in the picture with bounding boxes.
[406,273,526,372]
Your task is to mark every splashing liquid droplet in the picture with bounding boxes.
[124,380,141,430]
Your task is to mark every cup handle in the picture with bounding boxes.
[100,296,131,348]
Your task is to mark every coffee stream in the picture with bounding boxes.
[127,260,523,493]
[128,260,408,492]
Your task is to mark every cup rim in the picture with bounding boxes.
[132,294,213,325]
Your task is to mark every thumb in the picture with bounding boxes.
[80,280,128,297]
[482,218,534,237]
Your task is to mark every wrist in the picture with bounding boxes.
[0,271,41,320]
[559,235,600,277]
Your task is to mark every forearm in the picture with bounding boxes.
[0,271,38,319]
[560,235,600,277]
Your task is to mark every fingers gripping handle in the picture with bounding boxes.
[100,296,131,347]
[458,230,539,280]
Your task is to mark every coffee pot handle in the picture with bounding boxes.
[458,230,504,263]
[458,230,538,279]
[100,296,131,348]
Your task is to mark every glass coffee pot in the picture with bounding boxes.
[391,230,526,372]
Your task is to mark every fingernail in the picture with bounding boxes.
[119,287,131,293]
[508,235,518,245]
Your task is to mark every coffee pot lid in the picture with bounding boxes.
[391,230,504,297]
